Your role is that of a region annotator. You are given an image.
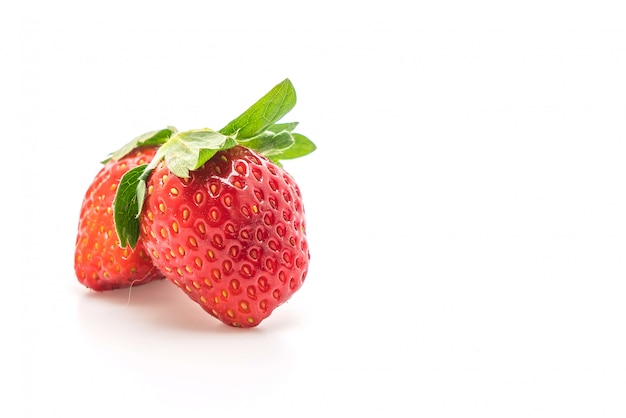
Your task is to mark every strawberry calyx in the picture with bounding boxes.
[112,78,315,249]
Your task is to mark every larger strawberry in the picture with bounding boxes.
[75,145,165,291]
[113,79,315,326]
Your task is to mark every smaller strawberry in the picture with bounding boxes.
[113,79,315,326]
[74,135,173,291]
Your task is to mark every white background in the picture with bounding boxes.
[8,0,626,416]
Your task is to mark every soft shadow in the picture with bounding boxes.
[78,279,299,334]
[76,279,299,385]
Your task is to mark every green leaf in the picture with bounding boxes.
[272,133,317,160]
[243,130,295,157]
[162,129,234,178]
[267,121,299,133]
[113,165,149,250]
[103,127,176,163]
[220,79,297,139]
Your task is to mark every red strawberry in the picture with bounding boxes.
[112,79,315,327]
[75,146,163,291]
[140,146,309,327]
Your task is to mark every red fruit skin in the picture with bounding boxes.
[140,146,310,327]
[75,147,163,291]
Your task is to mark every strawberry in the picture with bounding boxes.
[75,146,164,291]
[113,79,315,326]
[140,146,309,327]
